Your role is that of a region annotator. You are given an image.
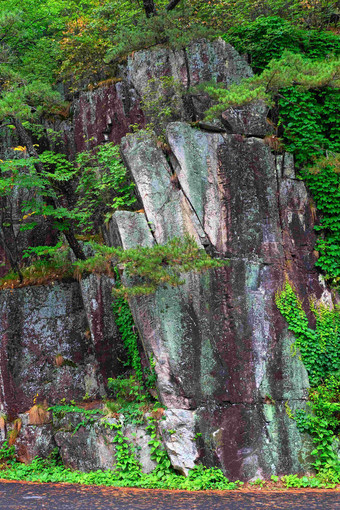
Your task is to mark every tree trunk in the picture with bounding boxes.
[12,118,86,261]
[142,0,157,17]
[0,202,23,282]
[166,0,182,11]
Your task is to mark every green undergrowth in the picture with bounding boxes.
[276,282,340,476]
[0,456,241,490]
[112,272,144,382]
[0,235,227,295]
[1,382,339,489]
[0,388,241,491]
[302,156,340,285]
[0,451,338,489]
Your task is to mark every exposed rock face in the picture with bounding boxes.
[124,38,252,125]
[16,413,56,464]
[54,413,119,472]
[221,100,274,137]
[0,39,335,480]
[160,409,199,476]
[12,410,156,473]
[106,119,331,479]
[73,38,253,148]
[0,280,124,416]
[80,275,127,384]
[73,81,145,152]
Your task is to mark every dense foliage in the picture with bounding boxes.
[0,0,339,488]
[276,283,340,475]
[225,16,340,72]
[302,156,340,283]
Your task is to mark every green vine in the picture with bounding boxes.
[112,296,143,382]
[301,156,340,285]
[276,282,340,475]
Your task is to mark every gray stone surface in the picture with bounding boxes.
[160,409,199,476]
[113,121,333,479]
[53,412,156,473]
[125,38,253,127]
[221,100,274,137]
[104,210,155,250]
[0,283,97,415]
[124,423,156,473]
[15,416,56,464]
[0,280,126,416]
[121,133,205,246]
[54,414,118,472]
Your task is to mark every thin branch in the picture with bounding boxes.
[166,0,182,11]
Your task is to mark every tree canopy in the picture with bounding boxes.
[0,0,339,278]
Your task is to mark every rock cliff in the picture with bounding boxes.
[0,38,336,480]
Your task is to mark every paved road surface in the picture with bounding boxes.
[0,481,339,509]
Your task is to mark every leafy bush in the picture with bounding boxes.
[73,235,228,298]
[202,51,339,119]
[107,376,145,403]
[276,282,340,473]
[224,16,340,73]
[74,143,136,232]
[112,294,144,381]
[0,440,15,463]
[302,156,340,283]
[278,88,340,167]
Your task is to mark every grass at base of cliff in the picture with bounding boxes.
[0,459,339,491]
[0,457,241,491]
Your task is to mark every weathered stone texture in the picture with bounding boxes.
[80,275,126,383]
[72,38,253,149]
[54,413,118,472]
[108,119,332,479]
[73,81,145,151]
[0,280,125,416]
[15,413,56,464]
[125,38,253,123]
[160,409,199,476]
[0,283,92,415]
[221,100,274,137]
[121,134,205,246]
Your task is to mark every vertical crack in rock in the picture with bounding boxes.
[121,133,205,247]
[274,153,289,265]
[182,48,197,122]
[165,148,215,254]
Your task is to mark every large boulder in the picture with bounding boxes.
[105,120,331,479]
[221,100,274,137]
[125,38,253,124]
[72,38,253,147]
[0,280,125,416]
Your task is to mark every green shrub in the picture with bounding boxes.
[276,282,340,473]
[224,16,340,73]
[302,156,340,283]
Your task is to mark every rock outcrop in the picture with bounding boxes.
[106,119,332,479]
[0,38,336,480]
[0,279,125,416]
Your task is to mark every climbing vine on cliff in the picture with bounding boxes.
[276,282,340,475]
[301,156,340,284]
[112,291,144,382]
